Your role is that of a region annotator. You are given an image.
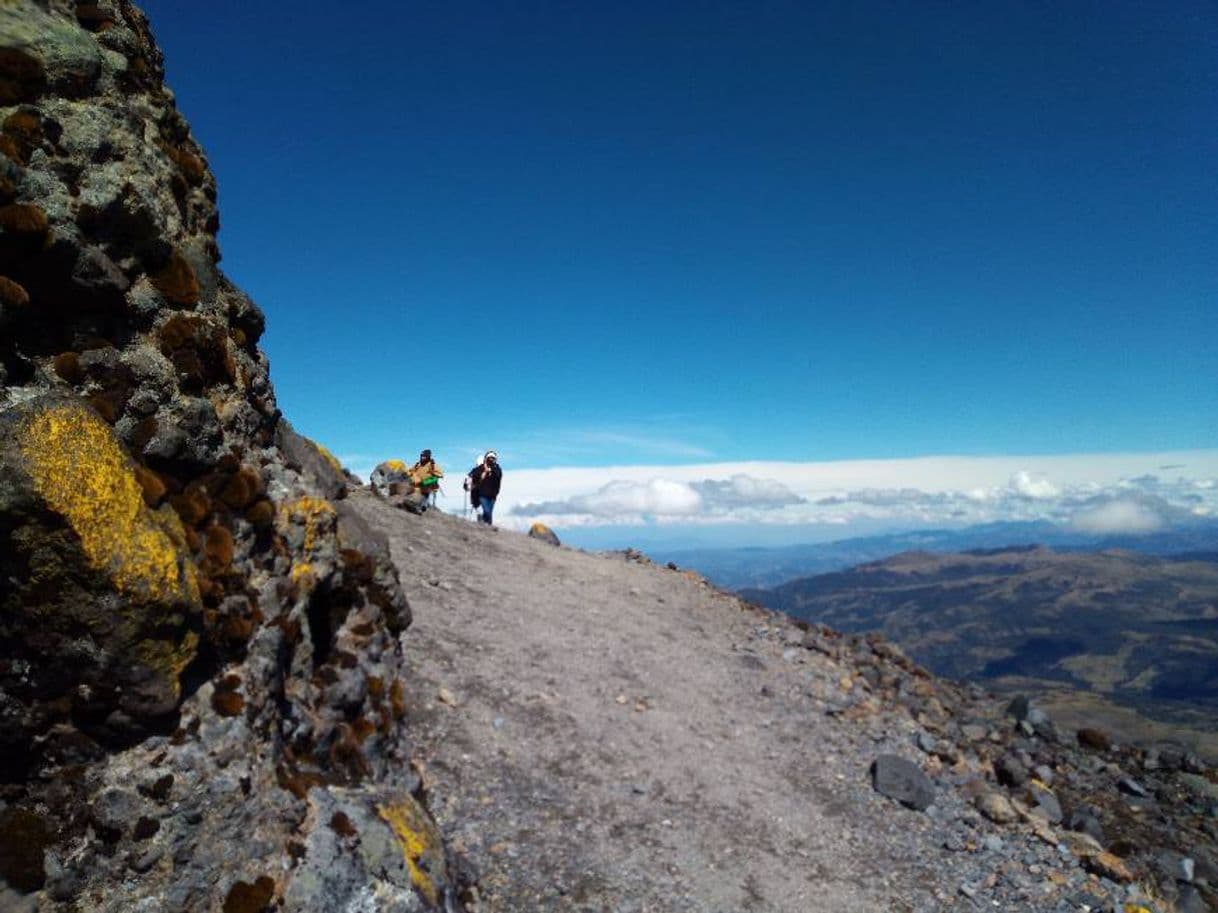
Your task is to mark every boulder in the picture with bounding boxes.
[528,522,561,546]
[871,755,935,811]
[277,420,347,500]
[370,459,410,497]
[1077,727,1111,751]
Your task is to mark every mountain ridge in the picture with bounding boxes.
[741,545,1218,760]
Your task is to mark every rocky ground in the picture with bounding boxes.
[354,489,1218,913]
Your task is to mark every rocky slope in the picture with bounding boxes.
[355,492,1217,913]
[742,547,1218,733]
[1,4,459,910]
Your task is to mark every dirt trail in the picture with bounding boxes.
[352,491,966,912]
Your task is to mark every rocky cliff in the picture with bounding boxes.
[0,3,459,909]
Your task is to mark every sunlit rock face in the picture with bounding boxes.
[0,4,452,909]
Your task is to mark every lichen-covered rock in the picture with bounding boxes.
[528,521,561,546]
[371,459,410,497]
[278,419,348,501]
[0,395,201,766]
[0,3,456,908]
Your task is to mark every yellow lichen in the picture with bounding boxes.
[277,497,336,554]
[136,631,200,696]
[19,404,200,606]
[376,797,444,905]
[312,440,344,475]
[384,459,407,472]
[289,562,317,597]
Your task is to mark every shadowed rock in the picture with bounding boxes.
[0,3,456,908]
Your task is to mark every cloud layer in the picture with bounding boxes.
[514,474,805,518]
[483,450,1218,537]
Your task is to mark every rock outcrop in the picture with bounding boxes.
[0,4,457,909]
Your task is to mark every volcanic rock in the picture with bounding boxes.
[871,754,935,811]
[0,4,455,909]
[528,521,561,546]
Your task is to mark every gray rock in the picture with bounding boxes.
[1176,884,1211,913]
[995,754,1029,788]
[278,419,346,500]
[92,786,146,839]
[1025,782,1063,824]
[1118,777,1150,798]
[871,755,935,811]
[1064,808,1106,845]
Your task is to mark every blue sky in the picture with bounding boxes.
[140,1,1217,543]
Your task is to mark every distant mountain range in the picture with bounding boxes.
[740,546,1218,734]
[654,520,1218,590]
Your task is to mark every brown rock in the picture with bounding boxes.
[151,250,200,305]
[0,47,46,105]
[1077,727,1111,751]
[976,791,1018,824]
[219,465,264,509]
[1083,851,1133,883]
[0,274,30,309]
[1,108,42,162]
[0,201,49,235]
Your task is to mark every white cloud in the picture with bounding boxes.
[523,478,703,517]
[1069,497,1166,534]
[474,450,1218,536]
[691,474,805,509]
[1008,470,1059,499]
[512,473,804,519]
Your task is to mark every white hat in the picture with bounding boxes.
[485,450,498,461]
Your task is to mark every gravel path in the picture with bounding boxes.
[350,491,1068,912]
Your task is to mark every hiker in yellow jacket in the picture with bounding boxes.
[408,449,443,502]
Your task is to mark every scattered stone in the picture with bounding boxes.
[960,723,987,742]
[1064,808,1106,845]
[1077,728,1111,751]
[1118,777,1150,798]
[1023,781,1063,824]
[996,754,1029,788]
[1179,774,1218,802]
[1083,851,1134,883]
[871,755,936,811]
[976,791,1019,824]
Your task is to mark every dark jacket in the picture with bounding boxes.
[474,463,502,499]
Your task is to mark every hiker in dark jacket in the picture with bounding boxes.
[472,450,502,524]
[464,455,483,517]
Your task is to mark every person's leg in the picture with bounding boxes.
[479,495,495,524]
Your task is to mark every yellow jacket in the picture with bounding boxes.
[409,460,443,488]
